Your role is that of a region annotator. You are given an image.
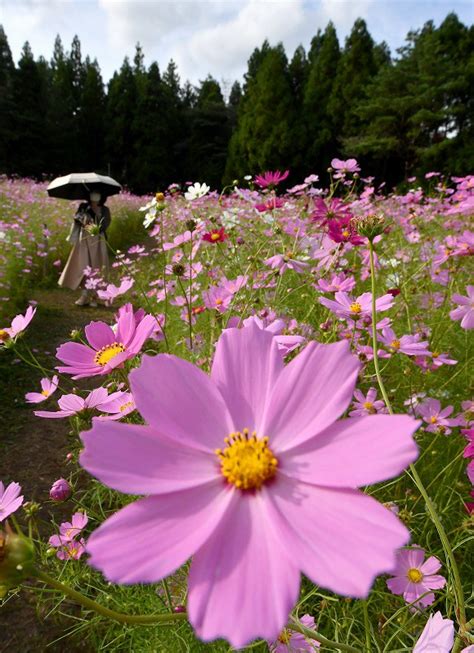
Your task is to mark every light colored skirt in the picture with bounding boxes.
[58,233,109,290]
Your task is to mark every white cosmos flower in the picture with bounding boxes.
[139,198,158,228]
[184,182,210,201]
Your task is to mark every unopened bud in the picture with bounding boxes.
[155,192,165,203]
[0,529,35,590]
[23,501,40,518]
[69,329,81,340]
[185,219,197,232]
[49,478,71,502]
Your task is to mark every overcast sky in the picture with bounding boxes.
[1,0,473,90]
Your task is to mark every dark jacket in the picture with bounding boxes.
[75,202,111,234]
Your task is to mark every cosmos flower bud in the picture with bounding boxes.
[69,329,81,340]
[355,214,387,241]
[172,263,186,277]
[49,478,71,502]
[22,501,40,518]
[186,219,197,232]
[0,528,35,591]
[155,192,165,203]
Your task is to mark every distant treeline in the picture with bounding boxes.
[0,14,472,194]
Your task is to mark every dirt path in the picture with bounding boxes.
[0,288,115,652]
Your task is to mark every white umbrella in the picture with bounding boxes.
[47,172,122,200]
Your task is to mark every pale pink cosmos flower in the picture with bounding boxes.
[349,388,388,417]
[202,285,233,313]
[96,391,136,421]
[269,614,320,651]
[1,305,37,343]
[80,323,419,647]
[35,388,110,419]
[317,273,356,293]
[0,481,24,521]
[387,547,445,608]
[378,328,430,357]
[97,278,134,306]
[450,285,474,330]
[413,612,454,652]
[53,538,87,561]
[49,512,88,547]
[319,292,394,321]
[25,375,59,403]
[56,310,157,379]
[265,254,310,275]
[416,398,461,435]
[331,158,360,178]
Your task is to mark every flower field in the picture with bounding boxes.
[0,166,473,652]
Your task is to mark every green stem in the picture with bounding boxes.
[362,600,372,653]
[368,241,466,631]
[288,619,362,653]
[161,578,173,612]
[32,569,187,626]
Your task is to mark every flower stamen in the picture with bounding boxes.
[94,343,125,366]
[215,429,278,490]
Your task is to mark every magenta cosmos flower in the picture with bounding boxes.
[56,311,157,379]
[416,398,461,435]
[386,546,445,608]
[450,285,474,330]
[319,291,394,320]
[80,324,419,647]
[255,170,289,188]
[0,481,24,521]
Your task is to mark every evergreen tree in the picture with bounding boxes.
[187,76,231,187]
[79,57,106,171]
[11,43,49,176]
[48,35,76,173]
[303,22,340,173]
[105,56,138,182]
[0,25,15,173]
[225,44,295,181]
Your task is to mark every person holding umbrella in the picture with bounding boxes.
[47,173,121,306]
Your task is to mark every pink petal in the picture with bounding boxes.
[86,483,233,584]
[80,420,219,494]
[188,492,300,648]
[56,342,96,366]
[387,576,411,596]
[420,556,442,576]
[84,322,116,351]
[211,323,283,432]
[130,354,233,452]
[279,415,419,487]
[25,392,47,404]
[116,307,137,346]
[262,340,360,450]
[267,475,410,597]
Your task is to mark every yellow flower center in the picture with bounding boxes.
[41,390,50,397]
[215,298,223,305]
[432,352,439,358]
[215,429,278,490]
[363,401,374,410]
[407,568,423,583]
[0,329,10,343]
[278,629,291,644]
[349,302,362,314]
[430,416,438,424]
[210,233,220,241]
[391,340,401,350]
[94,342,125,366]
[342,229,350,238]
[119,401,134,412]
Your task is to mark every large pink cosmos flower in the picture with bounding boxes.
[0,481,24,521]
[56,310,157,379]
[80,324,419,648]
[386,546,445,608]
[450,285,474,330]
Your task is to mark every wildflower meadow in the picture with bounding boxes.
[0,166,473,653]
